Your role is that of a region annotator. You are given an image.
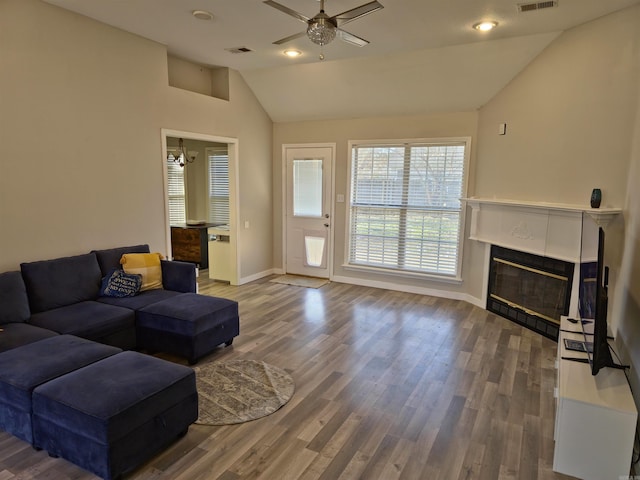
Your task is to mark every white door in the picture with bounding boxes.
[285,146,333,278]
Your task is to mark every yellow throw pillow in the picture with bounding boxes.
[120,253,164,291]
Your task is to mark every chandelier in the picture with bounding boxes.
[167,138,198,168]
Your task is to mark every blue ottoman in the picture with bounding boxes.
[32,351,198,480]
[0,335,120,444]
[137,293,239,364]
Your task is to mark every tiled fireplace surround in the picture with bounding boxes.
[465,198,620,338]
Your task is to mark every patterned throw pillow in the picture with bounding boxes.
[100,270,143,298]
[120,252,164,291]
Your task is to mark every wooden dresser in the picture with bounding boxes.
[170,225,210,268]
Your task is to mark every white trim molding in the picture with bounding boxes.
[463,198,621,263]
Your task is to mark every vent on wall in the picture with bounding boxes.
[518,1,558,12]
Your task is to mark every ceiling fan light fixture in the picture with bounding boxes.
[265,0,382,53]
[473,21,498,32]
[307,17,337,45]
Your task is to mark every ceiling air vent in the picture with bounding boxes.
[225,47,253,54]
[517,1,558,12]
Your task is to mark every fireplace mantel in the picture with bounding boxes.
[463,198,621,263]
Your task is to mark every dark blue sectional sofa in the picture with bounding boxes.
[0,244,240,480]
[0,244,197,354]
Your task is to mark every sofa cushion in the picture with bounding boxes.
[0,335,121,443]
[33,351,196,444]
[136,293,239,364]
[100,270,142,298]
[137,293,239,336]
[0,335,120,410]
[121,253,164,291]
[92,245,150,276]
[28,301,135,342]
[21,253,102,313]
[0,271,30,323]
[32,351,197,480]
[160,260,197,293]
[0,323,59,354]
[97,288,181,311]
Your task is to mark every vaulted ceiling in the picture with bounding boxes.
[43,0,640,122]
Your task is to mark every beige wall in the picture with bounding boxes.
[475,5,640,313]
[163,75,274,281]
[475,5,640,396]
[0,0,273,281]
[615,42,640,396]
[273,112,483,300]
[475,7,639,207]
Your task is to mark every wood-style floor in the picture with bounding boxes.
[0,273,576,480]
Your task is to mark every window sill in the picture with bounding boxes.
[342,264,463,285]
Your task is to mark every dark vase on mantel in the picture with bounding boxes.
[590,188,602,209]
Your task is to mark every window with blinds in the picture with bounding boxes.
[207,146,230,225]
[348,140,468,278]
[167,151,186,225]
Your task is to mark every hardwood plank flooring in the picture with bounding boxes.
[0,274,576,480]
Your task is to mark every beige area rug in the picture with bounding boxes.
[193,359,295,426]
[270,274,329,289]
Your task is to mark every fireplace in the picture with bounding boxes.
[464,198,620,342]
[487,245,573,339]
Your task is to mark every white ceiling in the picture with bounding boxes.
[43,0,640,122]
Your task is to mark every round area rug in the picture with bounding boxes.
[193,359,295,426]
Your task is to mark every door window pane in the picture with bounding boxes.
[293,159,323,217]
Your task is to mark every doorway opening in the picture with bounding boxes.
[161,129,239,285]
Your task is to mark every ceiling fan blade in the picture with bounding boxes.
[263,0,310,24]
[332,1,383,27]
[337,28,369,47]
[272,31,307,45]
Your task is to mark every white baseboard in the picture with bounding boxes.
[330,274,484,308]
[237,268,283,285]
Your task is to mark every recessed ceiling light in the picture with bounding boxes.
[473,21,498,32]
[192,10,214,21]
[283,49,302,58]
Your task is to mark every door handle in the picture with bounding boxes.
[324,214,330,218]
[324,223,329,228]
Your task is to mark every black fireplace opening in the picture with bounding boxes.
[487,245,574,341]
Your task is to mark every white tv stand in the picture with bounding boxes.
[554,316,637,479]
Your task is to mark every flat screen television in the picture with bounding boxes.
[578,213,625,375]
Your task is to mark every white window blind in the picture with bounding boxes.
[207,147,230,225]
[348,141,467,277]
[167,150,186,225]
[293,159,323,217]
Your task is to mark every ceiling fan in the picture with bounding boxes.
[264,0,383,48]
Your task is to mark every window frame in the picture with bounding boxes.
[344,137,471,282]
[206,146,230,225]
[166,147,188,225]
